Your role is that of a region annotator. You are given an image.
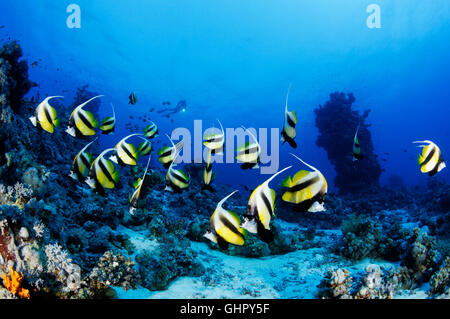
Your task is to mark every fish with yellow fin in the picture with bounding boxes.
[203,119,225,154]
[413,140,445,176]
[85,148,119,194]
[352,124,363,161]
[99,103,116,135]
[158,134,184,169]
[281,153,327,213]
[165,148,189,192]
[241,166,292,243]
[29,96,63,133]
[236,127,261,169]
[204,190,247,250]
[143,121,158,139]
[66,95,103,138]
[110,134,143,166]
[202,149,216,192]
[69,138,97,182]
[137,138,152,156]
[280,85,298,148]
[129,155,152,214]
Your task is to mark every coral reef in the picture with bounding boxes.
[314,92,382,193]
[88,251,140,292]
[317,268,353,298]
[318,265,396,299]
[0,39,449,300]
[0,41,36,113]
[136,238,204,291]
[428,256,450,296]
[338,213,408,261]
[2,267,30,299]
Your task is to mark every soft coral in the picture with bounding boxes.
[2,267,30,299]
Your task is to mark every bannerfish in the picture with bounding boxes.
[137,138,152,156]
[129,92,137,105]
[99,103,116,135]
[281,153,328,213]
[110,134,142,166]
[69,138,97,182]
[143,121,158,139]
[202,149,216,192]
[85,148,119,194]
[203,119,225,155]
[129,155,151,215]
[158,134,184,169]
[165,149,189,192]
[241,166,292,243]
[352,124,363,161]
[280,85,298,149]
[236,127,261,169]
[66,95,103,138]
[204,190,247,250]
[413,140,446,176]
[29,96,63,133]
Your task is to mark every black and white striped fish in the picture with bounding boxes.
[85,148,119,194]
[240,166,292,243]
[99,103,116,135]
[69,138,97,182]
[66,95,103,138]
[137,138,152,156]
[413,140,446,176]
[202,149,216,192]
[143,121,158,138]
[165,149,189,192]
[158,134,184,169]
[352,124,363,161]
[129,92,138,105]
[281,153,327,213]
[203,119,225,155]
[236,127,261,170]
[129,155,151,214]
[204,190,246,250]
[29,96,63,134]
[280,86,298,149]
[110,134,142,166]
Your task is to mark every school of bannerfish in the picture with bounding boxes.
[29,88,446,250]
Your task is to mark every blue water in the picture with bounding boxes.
[1,0,449,190]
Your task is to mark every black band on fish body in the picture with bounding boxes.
[260,192,273,216]
[420,146,436,167]
[43,106,53,127]
[98,159,116,184]
[219,214,244,240]
[287,115,296,128]
[78,111,95,131]
[288,175,320,193]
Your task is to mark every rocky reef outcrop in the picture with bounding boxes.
[314,92,382,193]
